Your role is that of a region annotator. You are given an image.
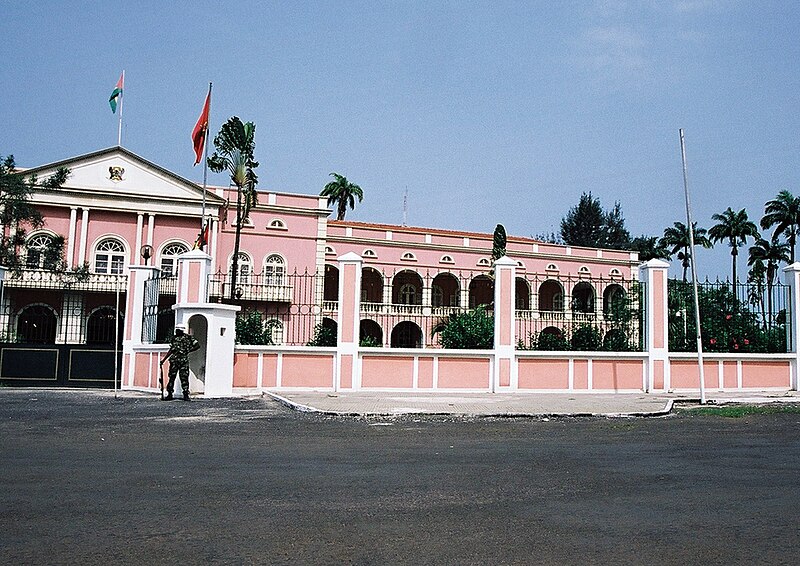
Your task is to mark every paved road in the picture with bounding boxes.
[1,390,799,565]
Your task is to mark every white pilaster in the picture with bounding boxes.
[783,263,800,390]
[639,259,670,392]
[67,207,77,268]
[78,208,89,266]
[493,256,517,391]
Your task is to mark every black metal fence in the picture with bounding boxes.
[515,273,643,351]
[668,279,789,353]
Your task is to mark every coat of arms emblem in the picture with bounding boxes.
[109,166,125,182]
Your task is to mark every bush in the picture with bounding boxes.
[235,310,279,345]
[571,324,601,351]
[536,331,569,351]
[434,306,494,349]
[307,323,336,347]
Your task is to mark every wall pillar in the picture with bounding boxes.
[336,252,362,391]
[783,263,800,390]
[494,256,517,391]
[121,264,159,388]
[639,259,670,392]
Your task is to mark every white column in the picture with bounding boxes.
[210,218,219,271]
[493,256,517,391]
[78,208,89,266]
[639,259,670,392]
[336,252,363,391]
[121,265,160,389]
[0,267,9,340]
[134,213,144,266]
[146,213,155,247]
[67,207,77,269]
[783,263,800,390]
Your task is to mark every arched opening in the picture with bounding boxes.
[94,238,126,274]
[391,321,422,348]
[187,314,208,391]
[538,280,564,312]
[159,242,189,276]
[264,254,286,285]
[469,275,493,308]
[86,306,123,345]
[392,270,423,305]
[431,273,460,307]
[515,277,531,310]
[25,233,59,270]
[359,319,383,347]
[16,305,57,344]
[603,284,627,315]
[572,282,596,314]
[323,265,339,302]
[361,267,383,303]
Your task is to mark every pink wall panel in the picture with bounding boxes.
[573,359,588,389]
[281,354,334,387]
[653,360,665,390]
[361,356,414,388]
[517,359,569,389]
[233,353,259,388]
[741,361,790,388]
[261,354,278,388]
[134,353,151,387]
[670,361,720,389]
[418,357,434,388]
[340,354,353,388]
[723,361,738,389]
[437,357,490,389]
[592,360,643,390]
[653,271,665,349]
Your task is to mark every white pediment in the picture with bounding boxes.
[26,147,214,202]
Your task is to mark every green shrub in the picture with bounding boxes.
[536,331,570,351]
[571,324,601,351]
[434,306,494,349]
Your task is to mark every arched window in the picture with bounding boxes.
[401,252,416,261]
[25,233,58,270]
[477,258,490,267]
[325,245,336,256]
[159,242,189,276]
[86,306,122,345]
[391,321,422,348]
[268,219,286,229]
[94,238,126,274]
[363,249,377,258]
[431,285,444,307]
[264,254,286,285]
[230,252,252,283]
[440,255,454,264]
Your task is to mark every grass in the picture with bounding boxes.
[684,403,800,418]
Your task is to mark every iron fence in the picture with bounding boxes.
[668,278,788,353]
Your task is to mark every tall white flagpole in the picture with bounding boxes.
[679,128,707,404]
[117,70,125,146]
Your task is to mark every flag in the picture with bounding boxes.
[109,73,124,113]
[192,90,211,165]
[192,220,210,250]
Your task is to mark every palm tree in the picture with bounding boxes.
[761,190,800,262]
[708,207,759,283]
[628,235,671,262]
[659,221,713,282]
[321,173,363,221]
[748,236,790,320]
[207,117,259,300]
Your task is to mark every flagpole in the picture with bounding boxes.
[118,70,125,146]
[679,128,706,405]
[201,82,212,250]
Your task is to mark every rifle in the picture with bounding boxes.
[159,362,165,400]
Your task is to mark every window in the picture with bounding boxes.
[159,242,189,276]
[431,285,444,307]
[440,255,454,264]
[477,258,490,267]
[264,254,286,285]
[325,246,336,256]
[401,252,416,261]
[517,261,526,271]
[268,219,286,230]
[363,249,377,258]
[94,238,126,274]
[546,263,559,271]
[25,233,57,270]
[579,266,591,274]
[231,252,252,282]
[610,268,622,277]
[399,283,417,304]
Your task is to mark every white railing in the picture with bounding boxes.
[5,269,126,292]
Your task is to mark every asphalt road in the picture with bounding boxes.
[1,390,799,565]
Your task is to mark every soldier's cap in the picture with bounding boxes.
[175,324,188,332]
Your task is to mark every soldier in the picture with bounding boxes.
[160,323,200,401]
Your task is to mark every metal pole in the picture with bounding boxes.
[201,82,212,250]
[679,129,706,404]
[114,275,120,398]
[118,70,125,147]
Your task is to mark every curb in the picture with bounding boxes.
[265,391,676,419]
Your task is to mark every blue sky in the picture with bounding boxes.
[2,1,798,279]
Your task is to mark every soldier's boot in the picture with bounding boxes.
[183,391,191,402]
[163,392,174,401]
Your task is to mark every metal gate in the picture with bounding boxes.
[0,343,122,388]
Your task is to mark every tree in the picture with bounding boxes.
[560,192,631,249]
[321,173,363,221]
[491,223,507,262]
[708,207,759,283]
[659,221,713,282]
[0,154,69,273]
[207,117,259,300]
[748,235,789,319]
[628,235,671,262]
[761,190,800,262]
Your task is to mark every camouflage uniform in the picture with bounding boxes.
[164,332,200,398]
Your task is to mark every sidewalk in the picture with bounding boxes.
[267,389,800,417]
